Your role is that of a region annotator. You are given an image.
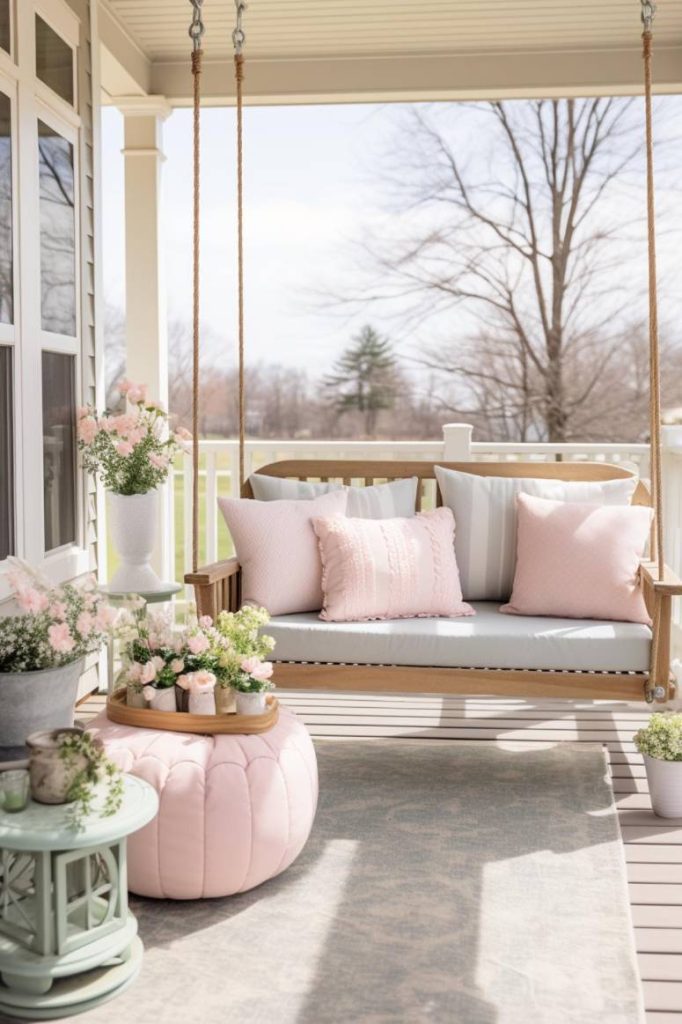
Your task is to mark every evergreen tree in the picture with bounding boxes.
[324,326,397,437]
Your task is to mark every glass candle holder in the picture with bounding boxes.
[1,769,30,813]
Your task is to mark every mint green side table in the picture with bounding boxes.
[0,775,158,1020]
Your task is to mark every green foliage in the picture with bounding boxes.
[58,731,124,831]
[634,712,682,762]
[324,325,398,436]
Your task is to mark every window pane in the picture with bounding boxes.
[35,16,73,105]
[39,120,76,336]
[42,351,76,551]
[0,345,14,560]
[0,91,12,324]
[0,1,10,56]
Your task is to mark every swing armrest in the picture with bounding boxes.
[185,558,242,618]
[185,557,241,587]
[640,561,682,596]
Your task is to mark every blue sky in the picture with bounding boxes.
[102,103,407,370]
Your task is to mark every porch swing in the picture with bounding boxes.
[185,0,682,705]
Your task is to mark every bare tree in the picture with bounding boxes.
[357,99,658,441]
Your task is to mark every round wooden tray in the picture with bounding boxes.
[106,688,279,735]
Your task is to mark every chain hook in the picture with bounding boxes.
[641,0,656,32]
[233,0,247,55]
[189,0,205,51]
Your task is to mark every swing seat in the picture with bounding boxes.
[187,460,682,703]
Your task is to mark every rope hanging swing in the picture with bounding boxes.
[187,0,666,591]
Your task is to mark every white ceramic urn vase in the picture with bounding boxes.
[108,490,164,594]
[235,691,268,716]
[644,755,682,818]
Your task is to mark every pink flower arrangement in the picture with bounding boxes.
[0,559,116,673]
[77,379,191,496]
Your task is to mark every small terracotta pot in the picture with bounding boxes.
[215,686,237,715]
[26,728,89,805]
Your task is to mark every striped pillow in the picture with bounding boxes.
[434,466,638,602]
[249,474,418,519]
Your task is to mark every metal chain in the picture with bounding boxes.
[641,0,656,32]
[233,0,247,55]
[189,0,205,51]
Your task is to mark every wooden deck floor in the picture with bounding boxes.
[80,689,681,1022]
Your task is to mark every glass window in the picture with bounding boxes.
[38,120,76,336]
[42,351,76,551]
[0,91,12,324]
[35,16,74,105]
[0,1,10,56]
[0,345,13,560]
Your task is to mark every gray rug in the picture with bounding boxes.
[9,740,644,1024]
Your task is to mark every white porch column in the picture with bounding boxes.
[118,96,172,581]
[442,423,474,461]
[118,96,171,404]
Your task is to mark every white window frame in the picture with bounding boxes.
[0,0,86,602]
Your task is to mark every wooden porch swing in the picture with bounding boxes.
[185,0,682,705]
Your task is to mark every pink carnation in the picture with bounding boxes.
[17,588,50,615]
[127,384,147,405]
[118,378,133,395]
[94,605,117,631]
[76,611,94,635]
[140,661,157,684]
[142,685,156,702]
[77,406,90,420]
[78,417,98,444]
[188,670,216,692]
[149,453,169,470]
[187,633,209,655]
[50,600,67,620]
[241,656,273,681]
[48,622,75,654]
[115,440,134,457]
[176,674,190,690]
[199,615,213,628]
[170,658,185,674]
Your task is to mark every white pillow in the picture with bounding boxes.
[249,474,419,519]
[434,466,638,602]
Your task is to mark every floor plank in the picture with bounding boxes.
[81,690,679,1017]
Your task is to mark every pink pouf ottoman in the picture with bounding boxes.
[88,708,318,899]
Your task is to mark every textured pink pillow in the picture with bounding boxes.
[218,490,348,615]
[312,507,474,622]
[501,493,652,624]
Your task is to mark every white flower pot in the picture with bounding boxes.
[0,659,84,750]
[235,691,268,716]
[644,754,682,818]
[147,687,177,712]
[108,490,164,594]
[189,690,216,715]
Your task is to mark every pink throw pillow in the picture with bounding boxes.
[218,490,348,615]
[312,507,474,622]
[501,493,652,624]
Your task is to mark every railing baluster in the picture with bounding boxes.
[205,450,217,565]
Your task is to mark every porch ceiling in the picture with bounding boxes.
[99,0,682,105]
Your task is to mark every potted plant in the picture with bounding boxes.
[77,378,191,594]
[634,712,682,817]
[231,659,275,715]
[26,727,123,829]
[115,608,226,713]
[0,561,116,749]
[209,606,275,714]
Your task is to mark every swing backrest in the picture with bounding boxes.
[244,460,649,510]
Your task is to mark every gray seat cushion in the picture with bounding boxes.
[267,602,651,673]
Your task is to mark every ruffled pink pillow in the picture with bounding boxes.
[218,490,348,615]
[501,493,652,624]
[312,507,474,623]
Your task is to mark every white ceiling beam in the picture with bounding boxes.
[146,46,682,106]
[99,1,152,100]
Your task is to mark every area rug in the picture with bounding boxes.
[34,740,644,1024]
